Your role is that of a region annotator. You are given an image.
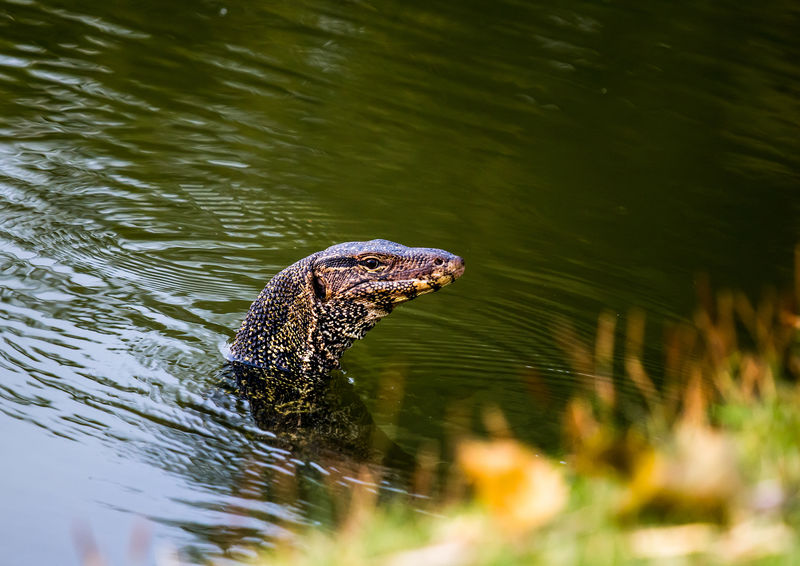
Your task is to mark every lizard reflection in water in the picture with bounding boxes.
[225,239,465,464]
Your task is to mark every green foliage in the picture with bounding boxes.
[255,394,800,565]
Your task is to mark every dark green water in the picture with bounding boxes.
[1,0,798,563]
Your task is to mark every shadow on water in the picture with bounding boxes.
[136,360,421,562]
[223,362,412,470]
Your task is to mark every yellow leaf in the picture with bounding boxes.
[458,439,567,532]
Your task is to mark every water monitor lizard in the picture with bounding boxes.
[228,239,465,378]
[224,239,464,461]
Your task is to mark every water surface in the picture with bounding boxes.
[1,0,798,563]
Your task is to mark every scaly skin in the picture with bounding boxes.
[229,239,465,377]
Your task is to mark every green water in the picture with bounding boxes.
[1,0,798,563]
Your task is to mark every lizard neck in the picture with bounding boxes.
[228,256,389,375]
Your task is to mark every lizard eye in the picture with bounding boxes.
[359,257,381,270]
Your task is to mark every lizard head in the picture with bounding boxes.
[309,239,465,312]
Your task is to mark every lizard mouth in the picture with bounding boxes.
[346,255,465,304]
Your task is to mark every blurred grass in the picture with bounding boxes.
[250,245,800,566]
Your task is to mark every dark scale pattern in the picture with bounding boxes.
[228,239,465,378]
